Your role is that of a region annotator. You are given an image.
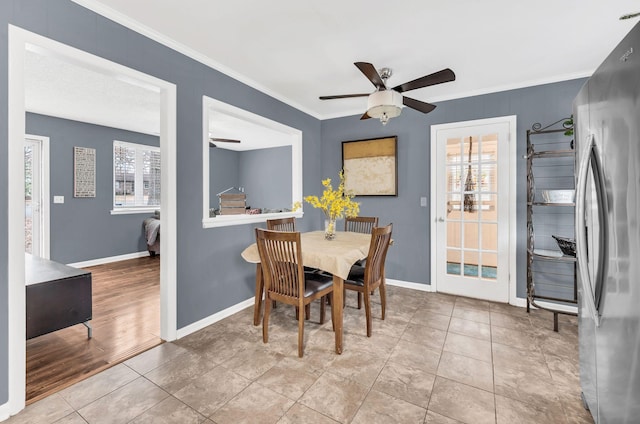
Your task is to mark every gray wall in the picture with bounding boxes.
[0,0,323,406]
[240,146,292,211]
[26,113,159,264]
[320,78,587,298]
[210,148,240,209]
[210,145,292,212]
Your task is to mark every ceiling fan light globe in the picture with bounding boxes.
[367,90,402,123]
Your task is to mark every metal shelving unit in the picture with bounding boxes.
[525,119,577,332]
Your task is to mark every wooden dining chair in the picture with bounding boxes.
[266,217,297,232]
[255,228,334,357]
[344,216,379,307]
[344,216,379,234]
[344,223,393,337]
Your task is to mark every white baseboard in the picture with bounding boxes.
[512,297,578,314]
[176,297,254,339]
[67,251,152,268]
[0,400,14,422]
[386,278,435,292]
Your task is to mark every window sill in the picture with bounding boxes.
[202,211,303,228]
[111,207,160,215]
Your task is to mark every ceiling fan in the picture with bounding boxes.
[320,62,455,125]
[209,137,241,148]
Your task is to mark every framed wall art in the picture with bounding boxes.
[342,136,397,196]
[73,146,96,198]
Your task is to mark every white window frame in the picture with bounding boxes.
[111,140,161,214]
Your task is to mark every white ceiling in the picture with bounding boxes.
[26,1,640,138]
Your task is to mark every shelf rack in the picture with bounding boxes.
[525,118,577,332]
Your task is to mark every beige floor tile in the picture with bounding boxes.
[545,353,581,390]
[452,307,491,324]
[559,392,595,424]
[373,361,436,409]
[436,351,494,392]
[299,371,369,423]
[489,312,532,332]
[128,396,207,424]
[124,342,189,375]
[325,347,387,387]
[443,333,492,363]
[410,310,452,331]
[402,323,447,350]
[277,403,339,424]
[144,351,221,394]
[488,302,531,317]
[210,383,294,424]
[173,365,252,416]
[256,360,321,401]
[493,367,561,411]
[423,301,455,316]
[491,326,540,351]
[425,410,464,423]
[54,412,90,424]
[428,377,495,424]
[448,317,491,341]
[344,332,399,358]
[455,297,491,311]
[5,394,74,424]
[351,389,427,424]
[389,339,442,374]
[220,344,285,380]
[77,377,169,424]
[58,363,139,410]
[495,394,566,424]
[492,343,551,380]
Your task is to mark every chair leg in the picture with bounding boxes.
[305,304,311,320]
[319,299,325,324]
[363,289,372,337]
[298,305,305,358]
[357,292,362,309]
[330,293,335,332]
[263,297,272,343]
[380,281,387,320]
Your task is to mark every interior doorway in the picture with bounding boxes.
[430,116,517,302]
[8,25,177,415]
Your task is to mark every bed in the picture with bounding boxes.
[25,253,92,339]
[143,213,160,256]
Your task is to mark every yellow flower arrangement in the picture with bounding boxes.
[302,170,360,220]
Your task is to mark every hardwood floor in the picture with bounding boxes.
[26,256,162,404]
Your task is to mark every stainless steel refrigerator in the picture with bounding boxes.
[573,21,640,423]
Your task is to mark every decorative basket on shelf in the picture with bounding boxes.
[552,235,576,257]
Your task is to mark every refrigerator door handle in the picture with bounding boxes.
[576,135,600,327]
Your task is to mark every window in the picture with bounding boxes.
[113,140,160,210]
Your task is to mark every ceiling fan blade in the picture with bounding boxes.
[319,93,370,100]
[209,137,241,143]
[403,97,437,114]
[360,112,371,120]
[354,62,386,90]
[393,68,456,93]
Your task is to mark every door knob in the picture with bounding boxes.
[437,217,445,222]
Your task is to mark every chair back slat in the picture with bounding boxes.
[364,224,393,287]
[345,216,379,234]
[255,228,304,300]
[266,217,296,232]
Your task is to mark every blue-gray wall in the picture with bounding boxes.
[320,78,587,298]
[210,148,240,209]
[210,145,292,212]
[26,113,159,264]
[0,0,323,406]
[240,146,292,211]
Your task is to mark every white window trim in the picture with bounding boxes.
[202,96,303,228]
[112,140,161,214]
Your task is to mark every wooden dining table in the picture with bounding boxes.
[241,230,372,354]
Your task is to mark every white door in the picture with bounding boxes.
[24,135,49,258]
[431,117,515,302]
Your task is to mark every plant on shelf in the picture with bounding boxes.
[300,170,360,240]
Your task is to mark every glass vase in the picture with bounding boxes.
[324,218,336,240]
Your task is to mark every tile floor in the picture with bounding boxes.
[7,286,594,424]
